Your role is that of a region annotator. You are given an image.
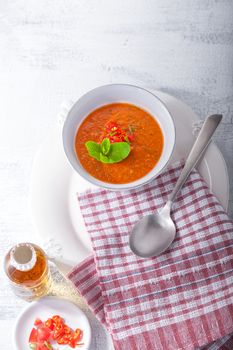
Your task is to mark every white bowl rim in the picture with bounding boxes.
[62,83,176,191]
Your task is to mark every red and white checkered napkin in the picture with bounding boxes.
[68,162,233,350]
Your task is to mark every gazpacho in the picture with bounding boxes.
[75,103,163,184]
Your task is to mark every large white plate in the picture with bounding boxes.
[30,91,229,267]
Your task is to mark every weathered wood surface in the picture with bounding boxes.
[0,1,232,348]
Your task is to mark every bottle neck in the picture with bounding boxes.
[10,243,37,271]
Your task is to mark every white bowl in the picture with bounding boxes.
[62,84,175,190]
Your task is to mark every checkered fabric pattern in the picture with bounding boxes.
[68,162,233,350]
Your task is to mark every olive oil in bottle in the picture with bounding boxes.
[4,243,51,301]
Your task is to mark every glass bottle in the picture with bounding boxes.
[4,243,51,301]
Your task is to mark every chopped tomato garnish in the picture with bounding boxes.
[29,315,84,349]
[37,326,51,342]
[37,344,50,350]
[29,328,38,343]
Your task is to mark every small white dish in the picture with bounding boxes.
[14,297,92,350]
[62,84,176,190]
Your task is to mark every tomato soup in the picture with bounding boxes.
[75,103,164,184]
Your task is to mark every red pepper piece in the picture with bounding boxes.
[63,324,72,334]
[52,323,65,340]
[73,328,83,342]
[57,335,70,344]
[105,121,118,131]
[34,318,43,327]
[45,318,54,331]
[68,338,77,348]
[52,315,62,324]
[127,134,134,142]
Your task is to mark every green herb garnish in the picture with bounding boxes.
[85,138,130,164]
[109,131,117,137]
[100,138,111,155]
[29,344,37,350]
[44,341,53,350]
[85,141,101,161]
[124,135,130,144]
[128,124,135,133]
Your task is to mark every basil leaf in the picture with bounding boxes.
[108,142,130,163]
[100,153,110,163]
[85,141,100,161]
[101,138,111,155]
[85,139,131,164]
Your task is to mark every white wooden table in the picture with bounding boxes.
[0,1,233,349]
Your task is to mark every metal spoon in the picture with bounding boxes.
[129,114,222,258]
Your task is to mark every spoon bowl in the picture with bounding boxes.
[129,203,175,258]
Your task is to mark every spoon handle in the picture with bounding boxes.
[168,114,222,205]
